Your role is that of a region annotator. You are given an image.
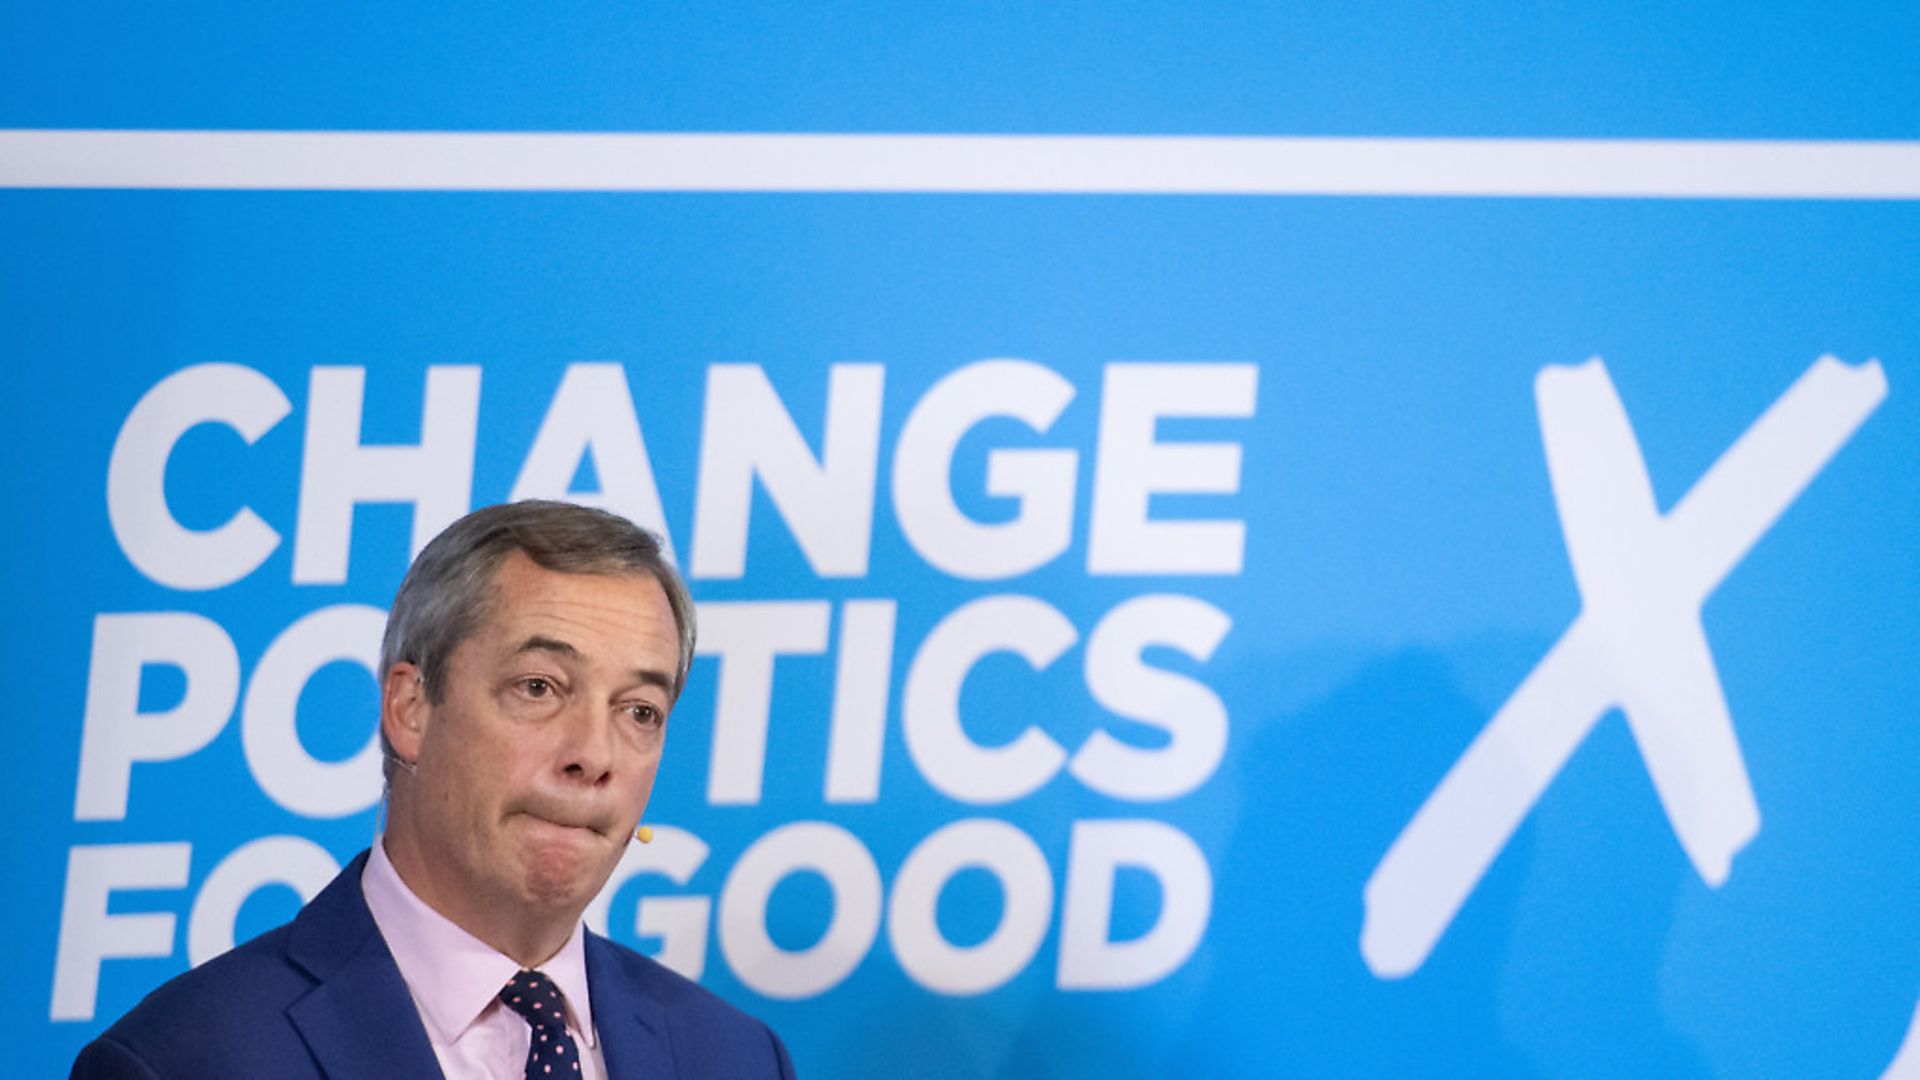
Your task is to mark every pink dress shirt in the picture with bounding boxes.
[363,837,609,1080]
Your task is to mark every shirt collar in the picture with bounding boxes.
[362,836,599,1049]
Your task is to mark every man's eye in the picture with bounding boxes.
[626,703,663,726]
[520,677,555,698]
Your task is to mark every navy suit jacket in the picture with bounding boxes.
[71,852,795,1079]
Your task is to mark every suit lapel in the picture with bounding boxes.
[283,852,445,1080]
[588,933,678,1078]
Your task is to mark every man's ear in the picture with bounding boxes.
[382,661,429,765]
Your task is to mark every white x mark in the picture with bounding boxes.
[1362,355,1887,978]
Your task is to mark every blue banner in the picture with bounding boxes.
[5,8,1918,1078]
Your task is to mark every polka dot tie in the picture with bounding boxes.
[499,969,582,1077]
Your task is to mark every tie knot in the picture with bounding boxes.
[498,969,569,1031]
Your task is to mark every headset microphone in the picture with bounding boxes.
[633,825,654,843]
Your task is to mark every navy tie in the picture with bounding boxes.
[499,969,582,1077]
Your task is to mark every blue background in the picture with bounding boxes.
[4,6,1917,1077]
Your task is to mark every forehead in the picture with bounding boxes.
[472,552,676,658]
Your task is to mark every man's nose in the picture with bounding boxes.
[557,698,617,786]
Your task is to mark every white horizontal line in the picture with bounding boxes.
[3,130,1919,198]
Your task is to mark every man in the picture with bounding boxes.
[73,501,795,1079]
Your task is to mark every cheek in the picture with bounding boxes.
[422,732,524,824]
[434,715,527,780]
[623,760,663,810]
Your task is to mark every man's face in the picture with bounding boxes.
[384,552,680,931]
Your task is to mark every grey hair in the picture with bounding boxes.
[378,500,695,770]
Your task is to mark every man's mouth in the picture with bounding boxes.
[517,810,608,838]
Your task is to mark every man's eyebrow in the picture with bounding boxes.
[513,635,581,660]
[515,635,675,694]
[630,668,676,694]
